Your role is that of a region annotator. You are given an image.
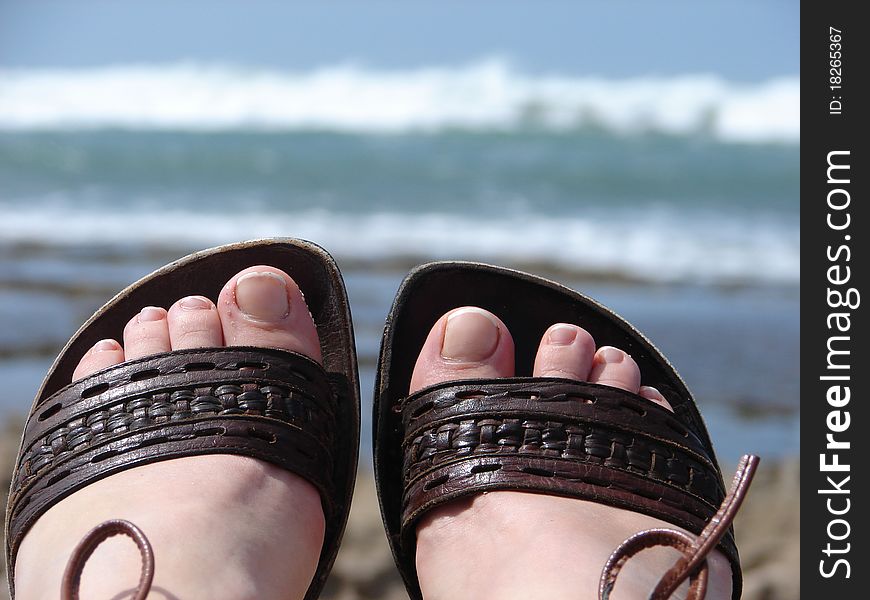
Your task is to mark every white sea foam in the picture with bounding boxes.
[0,60,799,143]
[0,204,799,286]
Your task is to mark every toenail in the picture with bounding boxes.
[235,271,290,321]
[138,307,165,322]
[441,308,500,362]
[93,339,120,352]
[179,296,212,310]
[547,324,578,346]
[598,346,626,364]
[640,386,662,399]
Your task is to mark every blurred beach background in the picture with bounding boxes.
[0,1,799,598]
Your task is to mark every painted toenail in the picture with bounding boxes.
[138,307,165,322]
[598,346,626,363]
[179,296,212,310]
[441,308,500,361]
[235,271,290,321]
[547,324,578,346]
[93,339,120,352]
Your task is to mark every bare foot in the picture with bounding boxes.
[411,307,733,600]
[16,267,326,600]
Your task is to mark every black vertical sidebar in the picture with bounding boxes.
[802,1,867,598]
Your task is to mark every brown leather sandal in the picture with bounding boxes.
[5,239,360,600]
[373,261,757,600]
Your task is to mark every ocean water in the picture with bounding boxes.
[0,62,799,461]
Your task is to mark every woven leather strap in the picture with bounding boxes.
[599,455,759,599]
[399,377,736,569]
[6,347,337,578]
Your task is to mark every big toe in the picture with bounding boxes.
[217,266,322,363]
[409,306,514,393]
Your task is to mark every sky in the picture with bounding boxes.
[0,1,799,80]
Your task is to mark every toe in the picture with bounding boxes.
[588,346,641,392]
[72,339,125,380]
[639,385,674,411]
[533,323,596,380]
[167,295,223,349]
[410,306,514,393]
[123,306,171,361]
[217,266,322,363]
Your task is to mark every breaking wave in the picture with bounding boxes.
[0,59,799,143]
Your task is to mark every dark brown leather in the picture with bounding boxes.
[5,239,360,600]
[599,455,760,600]
[61,520,154,600]
[8,347,337,561]
[374,262,742,600]
[399,378,734,566]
